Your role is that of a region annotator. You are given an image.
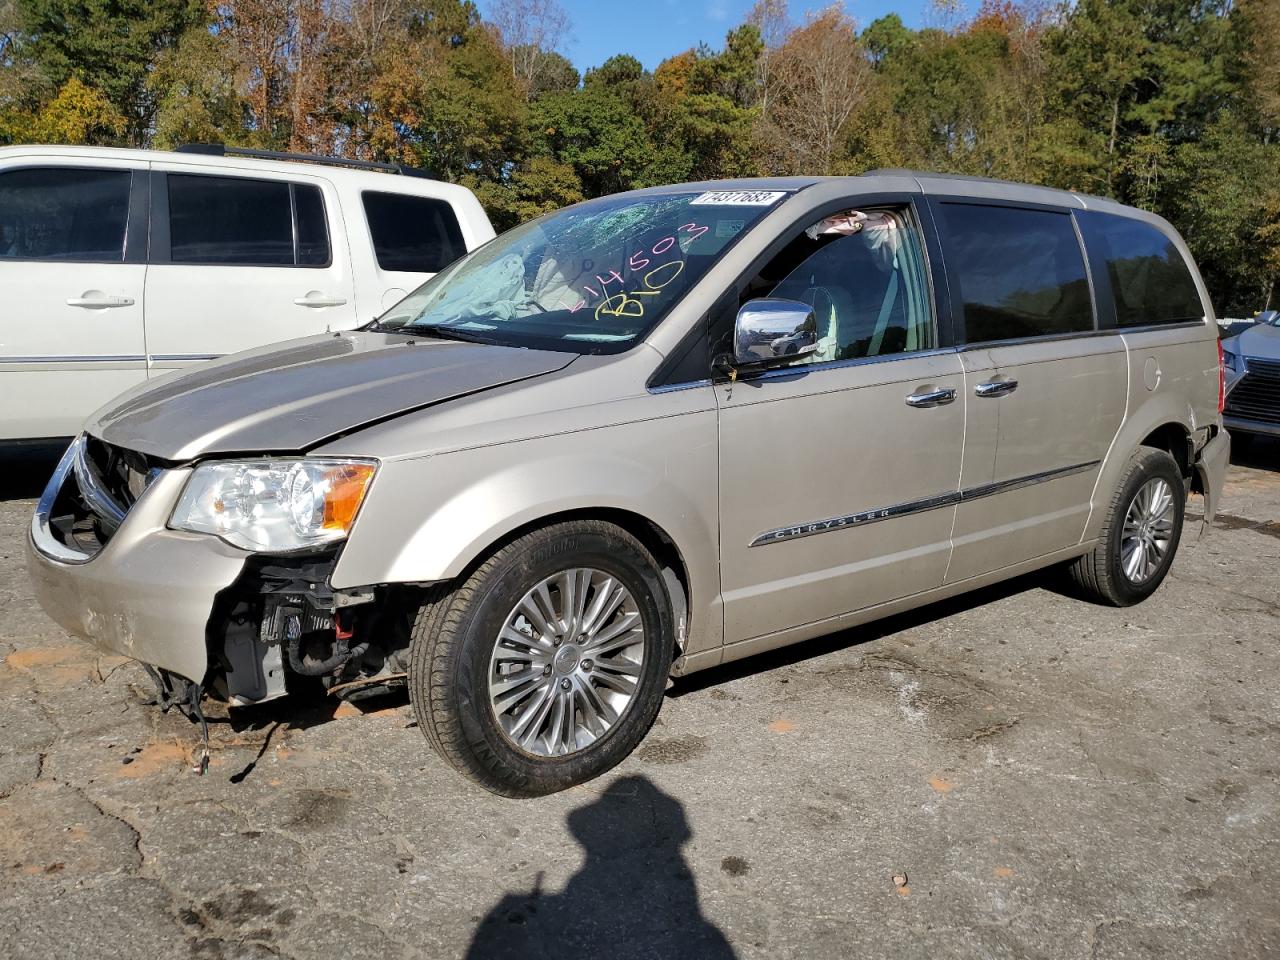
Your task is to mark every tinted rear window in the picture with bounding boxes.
[363,191,465,273]
[0,167,131,262]
[169,174,293,265]
[1078,212,1203,327]
[937,203,1094,343]
[167,175,330,266]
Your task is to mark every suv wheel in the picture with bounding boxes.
[407,520,674,797]
[1069,446,1185,606]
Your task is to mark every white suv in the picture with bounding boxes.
[0,144,495,442]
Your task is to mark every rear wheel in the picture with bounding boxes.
[1069,447,1185,606]
[407,520,674,797]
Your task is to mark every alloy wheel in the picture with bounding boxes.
[487,568,646,757]
[1120,477,1176,584]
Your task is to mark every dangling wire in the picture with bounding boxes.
[187,683,210,776]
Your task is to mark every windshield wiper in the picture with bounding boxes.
[401,323,499,345]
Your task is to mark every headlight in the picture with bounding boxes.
[170,459,377,552]
[1222,349,1238,372]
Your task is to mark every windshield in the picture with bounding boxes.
[373,189,788,353]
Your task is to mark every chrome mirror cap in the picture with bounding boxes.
[733,299,818,367]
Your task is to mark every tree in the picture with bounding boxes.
[16,0,206,143]
[20,75,126,144]
[487,0,571,100]
[748,0,787,118]
[148,27,243,149]
[762,6,870,174]
[531,81,651,196]
[1164,120,1280,314]
[1238,0,1280,137]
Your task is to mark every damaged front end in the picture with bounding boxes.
[204,548,411,707]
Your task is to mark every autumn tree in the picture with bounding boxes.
[762,6,870,175]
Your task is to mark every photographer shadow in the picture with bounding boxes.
[466,774,736,960]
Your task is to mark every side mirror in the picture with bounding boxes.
[733,299,818,367]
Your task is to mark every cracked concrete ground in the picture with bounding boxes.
[1,440,1278,960]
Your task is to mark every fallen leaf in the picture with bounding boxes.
[927,774,954,794]
[994,866,1014,878]
[767,719,795,733]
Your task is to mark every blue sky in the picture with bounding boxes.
[478,1,939,74]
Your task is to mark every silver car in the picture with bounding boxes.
[1222,311,1280,438]
[28,173,1231,796]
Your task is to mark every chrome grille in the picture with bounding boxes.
[39,436,159,558]
[1225,356,1280,425]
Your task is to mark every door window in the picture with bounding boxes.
[751,207,935,364]
[0,167,132,262]
[937,203,1094,343]
[167,175,330,266]
[1077,212,1203,326]
[362,191,466,273]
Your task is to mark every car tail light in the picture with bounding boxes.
[1217,339,1226,413]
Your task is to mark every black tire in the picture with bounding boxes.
[1069,446,1185,606]
[407,520,674,797]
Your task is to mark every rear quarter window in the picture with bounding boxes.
[363,191,466,273]
[1078,212,1204,327]
[936,202,1094,343]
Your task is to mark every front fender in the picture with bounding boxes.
[331,411,723,655]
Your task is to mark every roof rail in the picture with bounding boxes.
[175,144,435,179]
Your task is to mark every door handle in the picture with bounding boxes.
[294,294,348,308]
[66,295,135,308]
[905,386,957,408]
[974,379,1019,398]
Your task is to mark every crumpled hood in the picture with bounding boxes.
[86,332,575,461]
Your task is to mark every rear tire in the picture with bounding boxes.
[407,520,674,797]
[1069,447,1185,606]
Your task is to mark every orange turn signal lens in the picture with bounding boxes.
[321,463,376,532]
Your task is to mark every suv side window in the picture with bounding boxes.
[0,167,132,262]
[1078,212,1203,327]
[760,207,935,364]
[937,202,1093,343]
[362,191,466,273]
[167,174,330,267]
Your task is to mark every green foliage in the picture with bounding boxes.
[0,0,1275,311]
[1164,119,1280,314]
[532,82,651,196]
[2,74,123,144]
[16,0,206,142]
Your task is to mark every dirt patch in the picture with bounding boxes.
[721,856,751,876]
[112,739,192,779]
[636,734,709,765]
[4,645,128,687]
[286,789,353,830]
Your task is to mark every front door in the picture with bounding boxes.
[0,161,148,440]
[716,203,965,645]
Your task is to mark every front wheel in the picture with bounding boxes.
[1069,447,1185,606]
[407,520,674,797]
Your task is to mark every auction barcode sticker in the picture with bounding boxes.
[690,190,786,206]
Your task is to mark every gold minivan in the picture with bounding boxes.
[29,173,1231,795]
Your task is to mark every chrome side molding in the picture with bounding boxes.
[750,460,1101,547]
